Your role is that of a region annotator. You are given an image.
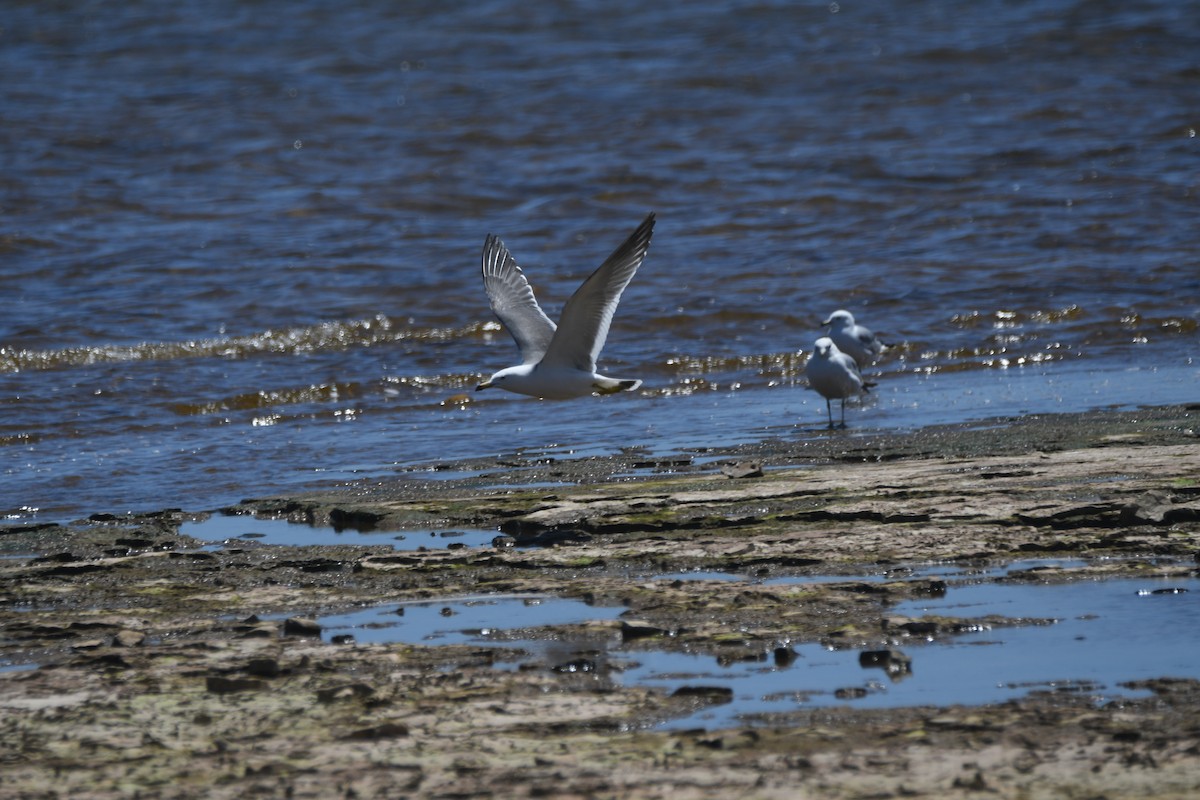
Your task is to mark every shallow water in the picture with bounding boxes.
[657,557,1093,585]
[180,513,502,551]
[4,1,1198,522]
[316,595,625,647]
[310,568,1200,729]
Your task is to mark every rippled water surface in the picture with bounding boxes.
[4,1,1197,521]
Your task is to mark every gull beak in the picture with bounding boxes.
[475,380,493,392]
[821,316,833,326]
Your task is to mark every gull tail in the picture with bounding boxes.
[594,378,642,395]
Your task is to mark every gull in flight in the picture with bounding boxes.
[823,309,884,367]
[476,213,655,400]
[805,336,873,429]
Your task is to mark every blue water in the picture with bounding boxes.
[180,513,502,550]
[4,1,1198,522]
[301,569,1200,729]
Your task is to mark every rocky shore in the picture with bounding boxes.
[2,404,1199,799]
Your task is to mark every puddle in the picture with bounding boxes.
[655,569,747,582]
[308,565,1200,730]
[656,558,1092,586]
[180,514,502,551]
[0,662,38,674]
[314,595,626,648]
[480,479,574,489]
[408,468,491,482]
[633,573,1199,729]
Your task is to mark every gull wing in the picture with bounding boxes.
[856,327,882,356]
[540,212,655,373]
[482,233,557,365]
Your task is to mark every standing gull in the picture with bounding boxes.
[805,336,873,429]
[823,309,883,367]
[476,213,655,400]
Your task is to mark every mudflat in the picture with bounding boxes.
[2,405,1199,799]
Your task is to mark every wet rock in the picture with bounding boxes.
[721,461,763,479]
[169,551,217,561]
[859,649,912,679]
[327,507,384,532]
[620,620,670,641]
[316,682,376,703]
[331,634,356,645]
[71,639,106,651]
[278,557,348,573]
[1123,491,1175,524]
[552,658,596,674]
[774,646,797,666]
[66,651,130,669]
[834,686,869,699]
[717,649,768,667]
[1120,677,1200,696]
[1015,502,1127,529]
[491,535,517,548]
[30,551,80,564]
[113,536,155,548]
[32,561,108,577]
[498,523,592,547]
[345,721,409,740]
[283,617,322,637]
[235,623,277,639]
[926,714,996,731]
[1120,491,1200,525]
[246,657,281,677]
[883,617,939,636]
[952,771,989,791]
[911,579,948,597]
[113,629,146,648]
[670,685,733,702]
[206,675,268,694]
[0,521,59,535]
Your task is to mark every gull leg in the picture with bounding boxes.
[825,398,835,429]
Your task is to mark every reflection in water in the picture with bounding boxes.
[181,513,502,551]
[308,567,1200,730]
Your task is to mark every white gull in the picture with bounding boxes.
[476,213,655,400]
[805,336,872,428]
[823,309,883,367]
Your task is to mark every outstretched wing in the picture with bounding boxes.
[540,212,656,373]
[481,233,557,365]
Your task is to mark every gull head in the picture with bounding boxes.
[813,337,836,359]
[822,309,855,329]
[476,364,533,392]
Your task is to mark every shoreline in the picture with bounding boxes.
[2,403,1199,798]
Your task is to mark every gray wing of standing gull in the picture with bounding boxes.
[482,234,557,365]
[857,328,883,357]
[539,212,656,373]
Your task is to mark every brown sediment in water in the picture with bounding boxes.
[1,405,1199,799]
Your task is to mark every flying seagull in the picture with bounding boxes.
[476,213,655,400]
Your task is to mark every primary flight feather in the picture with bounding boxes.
[477,212,655,400]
